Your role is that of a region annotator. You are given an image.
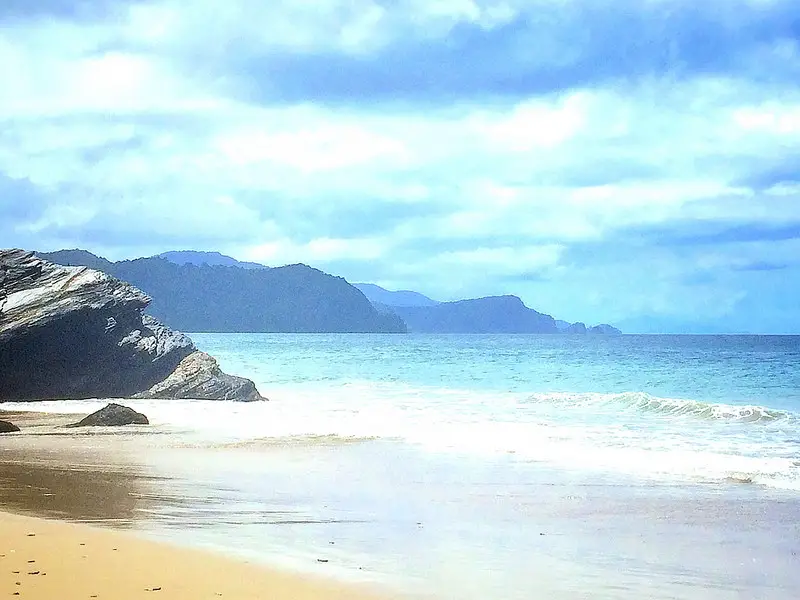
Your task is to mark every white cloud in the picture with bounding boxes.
[435,244,563,273]
[1,0,800,330]
[216,124,410,171]
[733,104,800,135]
[244,236,387,265]
[472,92,588,151]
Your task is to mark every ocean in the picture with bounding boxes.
[5,334,800,599]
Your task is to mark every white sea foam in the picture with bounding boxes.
[6,382,800,491]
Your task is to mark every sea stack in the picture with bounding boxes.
[0,249,264,402]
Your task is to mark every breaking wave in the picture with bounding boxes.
[522,391,796,424]
[4,385,800,491]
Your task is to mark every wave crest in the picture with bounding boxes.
[523,391,794,423]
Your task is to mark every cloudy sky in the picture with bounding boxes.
[2,0,799,333]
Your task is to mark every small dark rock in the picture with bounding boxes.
[67,403,148,428]
[0,420,20,433]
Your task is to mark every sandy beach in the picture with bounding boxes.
[0,411,395,600]
[4,396,800,600]
[0,511,388,600]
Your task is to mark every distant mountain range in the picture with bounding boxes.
[158,250,268,270]
[36,250,620,335]
[37,250,405,333]
[353,283,440,307]
[355,284,621,334]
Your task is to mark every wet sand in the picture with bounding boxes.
[0,411,158,526]
[0,411,395,600]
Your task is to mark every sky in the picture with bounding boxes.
[1,0,800,333]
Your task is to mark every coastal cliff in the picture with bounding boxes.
[0,249,263,402]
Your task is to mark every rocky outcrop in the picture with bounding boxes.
[0,249,265,402]
[0,420,20,433]
[136,351,262,402]
[589,324,622,335]
[566,322,588,334]
[67,403,149,427]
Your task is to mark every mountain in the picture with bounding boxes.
[159,250,267,270]
[37,251,405,333]
[38,249,115,272]
[362,288,622,335]
[392,295,561,333]
[354,283,440,307]
[38,250,619,335]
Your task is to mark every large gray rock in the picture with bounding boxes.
[0,249,265,402]
[67,403,149,427]
[0,420,20,433]
[136,351,263,402]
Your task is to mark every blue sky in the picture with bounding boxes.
[1,0,800,333]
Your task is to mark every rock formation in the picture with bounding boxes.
[563,322,586,334]
[0,420,20,433]
[0,249,264,402]
[588,324,623,335]
[67,403,149,427]
[136,349,262,402]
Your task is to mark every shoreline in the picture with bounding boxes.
[0,410,402,600]
[5,401,800,600]
[0,510,392,600]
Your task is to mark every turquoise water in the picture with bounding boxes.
[7,334,800,598]
[189,333,800,490]
[196,334,800,408]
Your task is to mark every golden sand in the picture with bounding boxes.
[0,511,389,600]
